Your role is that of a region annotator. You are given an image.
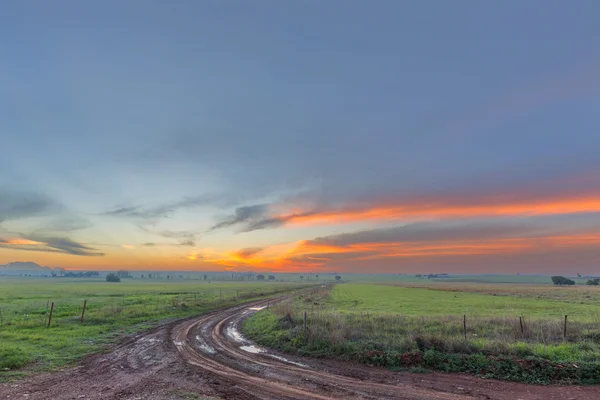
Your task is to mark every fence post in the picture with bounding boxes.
[463,315,467,340]
[47,302,55,328]
[80,300,87,323]
[564,315,568,339]
[304,311,307,330]
[519,316,524,335]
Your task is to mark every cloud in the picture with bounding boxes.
[136,225,198,243]
[139,240,195,247]
[234,247,264,259]
[104,194,238,221]
[308,220,539,247]
[0,189,59,223]
[209,203,318,232]
[203,215,600,272]
[155,230,196,239]
[0,235,104,256]
[209,204,270,231]
[37,215,93,233]
[104,206,170,220]
[208,184,600,233]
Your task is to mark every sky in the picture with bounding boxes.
[1,1,600,274]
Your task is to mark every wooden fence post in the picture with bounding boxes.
[463,315,467,340]
[564,315,568,339]
[304,311,307,330]
[520,316,524,335]
[47,302,55,328]
[80,300,87,323]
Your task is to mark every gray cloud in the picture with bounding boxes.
[137,225,199,241]
[210,204,317,232]
[104,194,241,222]
[104,205,170,220]
[37,215,93,233]
[235,247,264,258]
[0,189,59,223]
[210,204,270,231]
[141,242,157,247]
[177,240,195,247]
[0,235,104,257]
[309,215,600,248]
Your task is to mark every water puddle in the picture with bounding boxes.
[268,354,308,368]
[240,345,263,353]
[195,335,216,354]
[248,306,266,311]
[173,341,185,348]
[228,317,309,368]
[239,344,308,367]
[226,324,246,343]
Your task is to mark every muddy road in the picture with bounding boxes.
[1,297,598,400]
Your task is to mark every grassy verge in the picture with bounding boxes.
[0,278,307,378]
[243,284,600,384]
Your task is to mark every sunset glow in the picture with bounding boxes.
[2,2,600,275]
[275,194,600,228]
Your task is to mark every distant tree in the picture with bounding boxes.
[204,274,208,281]
[578,273,582,278]
[300,276,304,281]
[415,274,422,278]
[268,275,275,280]
[587,278,600,286]
[141,274,145,279]
[315,274,319,280]
[106,273,121,283]
[335,275,342,281]
[256,274,265,280]
[551,276,575,285]
[116,270,130,278]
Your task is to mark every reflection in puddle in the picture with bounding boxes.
[240,345,263,353]
[239,344,308,367]
[226,325,246,343]
[196,335,216,354]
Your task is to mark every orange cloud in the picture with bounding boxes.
[203,231,600,272]
[2,238,46,245]
[278,194,600,228]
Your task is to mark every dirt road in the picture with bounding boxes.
[1,297,599,399]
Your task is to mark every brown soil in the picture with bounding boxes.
[1,298,598,399]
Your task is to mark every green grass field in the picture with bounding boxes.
[244,283,600,384]
[330,284,600,319]
[0,277,306,377]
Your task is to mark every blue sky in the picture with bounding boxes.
[2,1,600,273]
